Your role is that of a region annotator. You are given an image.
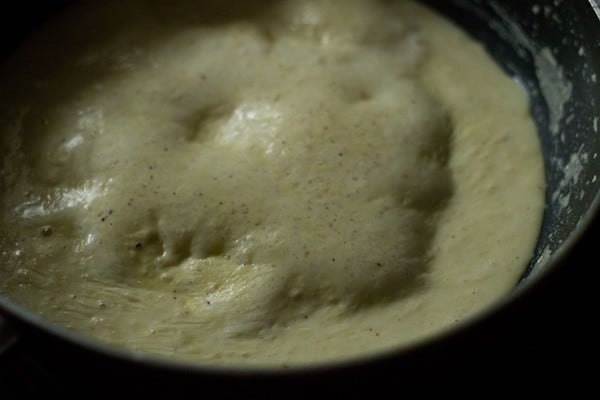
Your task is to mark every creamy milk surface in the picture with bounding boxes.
[0,0,545,366]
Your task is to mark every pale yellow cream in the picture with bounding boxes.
[0,0,545,366]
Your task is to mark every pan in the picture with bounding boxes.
[1,0,598,395]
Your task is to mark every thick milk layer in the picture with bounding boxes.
[0,0,545,366]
